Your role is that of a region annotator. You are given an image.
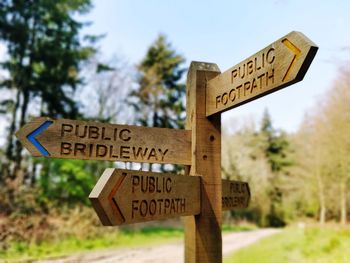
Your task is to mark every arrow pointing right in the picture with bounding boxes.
[222,179,250,210]
[281,38,301,82]
[206,31,318,116]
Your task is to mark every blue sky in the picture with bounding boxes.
[81,0,350,133]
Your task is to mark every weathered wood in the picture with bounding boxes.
[184,62,222,263]
[222,180,250,210]
[89,168,201,225]
[206,31,318,116]
[15,117,192,165]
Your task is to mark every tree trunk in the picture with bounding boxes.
[317,171,326,224]
[340,180,347,225]
[13,90,29,186]
[3,90,21,211]
[30,162,37,187]
[5,90,21,164]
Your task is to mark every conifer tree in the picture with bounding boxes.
[130,34,186,129]
[259,109,292,226]
[129,35,186,172]
[0,0,97,210]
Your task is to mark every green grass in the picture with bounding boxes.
[224,226,350,263]
[1,223,255,262]
[222,223,257,232]
[0,226,183,262]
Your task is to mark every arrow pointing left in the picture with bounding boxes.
[15,117,192,165]
[90,169,201,226]
[15,117,53,157]
[26,120,53,156]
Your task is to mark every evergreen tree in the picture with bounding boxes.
[259,109,292,226]
[261,110,292,172]
[130,34,186,129]
[0,0,97,210]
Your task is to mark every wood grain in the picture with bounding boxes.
[206,31,318,116]
[89,168,201,226]
[16,117,192,165]
[184,61,222,263]
[222,180,250,210]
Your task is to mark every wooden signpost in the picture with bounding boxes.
[15,117,191,165]
[206,31,318,116]
[16,31,318,263]
[89,168,201,225]
[222,180,250,210]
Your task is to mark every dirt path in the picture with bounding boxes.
[37,229,281,263]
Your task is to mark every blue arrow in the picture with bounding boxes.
[26,120,53,156]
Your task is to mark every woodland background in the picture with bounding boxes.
[0,0,349,259]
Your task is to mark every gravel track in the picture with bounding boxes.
[37,228,281,263]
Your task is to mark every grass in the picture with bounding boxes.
[0,226,183,262]
[1,223,255,262]
[224,225,350,263]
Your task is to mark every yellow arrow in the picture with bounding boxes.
[205,31,318,116]
[282,38,301,82]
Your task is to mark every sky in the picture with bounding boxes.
[81,0,350,133]
[1,0,349,143]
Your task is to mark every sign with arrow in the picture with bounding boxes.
[15,117,191,165]
[89,168,201,225]
[14,30,318,263]
[206,31,318,116]
[222,179,250,210]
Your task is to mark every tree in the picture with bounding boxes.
[292,70,350,225]
[129,34,186,130]
[320,70,350,224]
[222,124,271,226]
[258,110,292,226]
[38,159,100,209]
[80,56,133,124]
[292,113,330,224]
[0,0,97,210]
[129,34,186,171]
[260,110,292,172]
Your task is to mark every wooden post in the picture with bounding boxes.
[185,61,222,263]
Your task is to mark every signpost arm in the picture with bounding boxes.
[185,61,222,263]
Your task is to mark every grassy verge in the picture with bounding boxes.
[1,223,255,262]
[224,225,350,263]
[0,227,183,262]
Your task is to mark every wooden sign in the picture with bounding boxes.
[13,30,317,263]
[206,31,318,116]
[222,179,250,210]
[15,117,191,165]
[89,168,201,225]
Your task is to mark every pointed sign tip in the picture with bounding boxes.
[27,120,53,156]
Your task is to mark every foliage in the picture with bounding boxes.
[222,124,271,226]
[80,55,134,124]
[223,69,350,226]
[129,34,186,129]
[0,0,98,212]
[1,227,182,261]
[0,0,95,117]
[259,110,292,173]
[289,69,350,224]
[127,34,186,172]
[0,205,256,262]
[222,110,293,227]
[37,159,102,207]
[258,110,292,227]
[225,226,350,263]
